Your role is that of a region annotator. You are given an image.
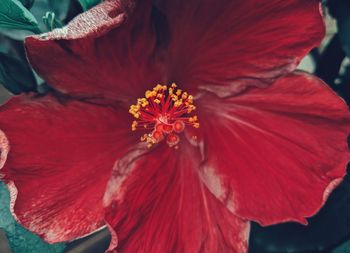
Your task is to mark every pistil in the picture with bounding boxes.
[129,83,199,148]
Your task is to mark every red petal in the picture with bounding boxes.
[25,0,160,100]
[0,94,138,242]
[104,143,250,253]
[157,0,324,96]
[196,72,350,225]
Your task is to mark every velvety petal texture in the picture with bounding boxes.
[8,0,348,252]
[0,94,137,242]
[197,72,350,225]
[157,0,325,96]
[25,0,160,101]
[26,0,325,101]
[104,143,250,253]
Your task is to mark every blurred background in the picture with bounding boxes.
[0,0,349,252]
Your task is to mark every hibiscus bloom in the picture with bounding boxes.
[0,0,349,252]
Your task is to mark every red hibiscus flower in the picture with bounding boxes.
[0,0,349,252]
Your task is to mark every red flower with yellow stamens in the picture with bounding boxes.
[129,83,199,148]
[0,0,349,252]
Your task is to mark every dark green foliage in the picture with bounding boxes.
[77,0,101,11]
[43,11,62,30]
[334,240,350,253]
[19,0,35,9]
[0,183,65,253]
[47,0,70,20]
[0,53,37,94]
[0,0,40,33]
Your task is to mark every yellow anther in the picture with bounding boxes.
[138,98,148,106]
[174,99,183,107]
[189,115,198,123]
[129,104,140,117]
[145,90,151,98]
[187,105,196,113]
[130,83,200,148]
[145,90,157,98]
[131,121,138,131]
[154,84,164,92]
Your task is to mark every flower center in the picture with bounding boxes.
[129,83,200,148]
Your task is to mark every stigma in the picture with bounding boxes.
[129,83,199,148]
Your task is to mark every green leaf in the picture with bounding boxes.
[78,0,101,11]
[43,11,62,30]
[334,240,350,253]
[0,35,12,53]
[0,28,31,40]
[0,182,66,253]
[47,0,70,20]
[19,0,34,9]
[0,0,40,33]
[0,53,37,94]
